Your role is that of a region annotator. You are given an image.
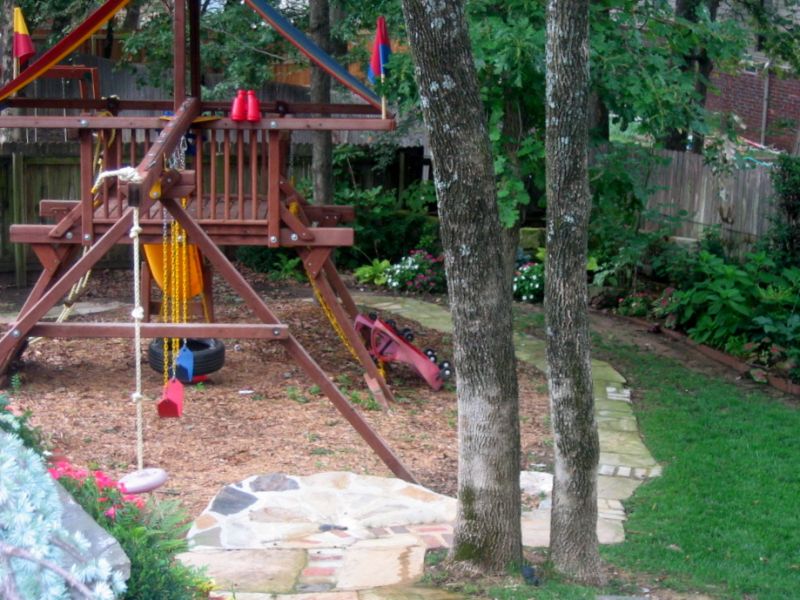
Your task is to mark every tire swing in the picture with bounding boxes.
[147,197,225,417]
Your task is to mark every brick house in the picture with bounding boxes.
[706,66,800,153]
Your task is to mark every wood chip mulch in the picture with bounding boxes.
[8,269,552,516]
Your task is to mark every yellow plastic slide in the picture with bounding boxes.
[143,244,205,298]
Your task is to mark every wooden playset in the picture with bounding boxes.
[0,0,427,483]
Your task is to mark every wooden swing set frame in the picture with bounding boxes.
[0,0,417,483]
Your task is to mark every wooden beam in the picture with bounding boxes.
[267,130,281,248]
[0,116,165,129]
[160,196,417,483]
[3,99,383,116]
[28,322,289,339]
[129,97,200,200]
[79,130,94,245]
[12,223,354,247]
[189,0,201,99]
[201,118,396,131]
[0,210,134,375]
[174,0,186,108]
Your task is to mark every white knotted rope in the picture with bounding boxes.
[130,206,145,471]
[91,166,143,194]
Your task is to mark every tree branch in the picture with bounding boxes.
[0,541,95,599]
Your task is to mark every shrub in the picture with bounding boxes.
[513,262,545,304]
[334,185,440,269]
[0,432,127,599]
[385,250,446,294]
[354,258,391,286]
[616,292,654,317]
[661,250,800,381]
[235,247,305,281]
[757,154,800,270]
[51,462,211,600]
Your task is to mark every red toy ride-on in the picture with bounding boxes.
[354,313,452,391]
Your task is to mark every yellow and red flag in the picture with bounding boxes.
[13,7,36,65]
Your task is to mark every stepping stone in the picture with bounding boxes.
[178,548,305,594]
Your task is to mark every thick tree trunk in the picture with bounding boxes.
[310,0,333,205]
[545,0,604,585]
[401,0,522,573]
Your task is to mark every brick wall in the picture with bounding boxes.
[707,69,800,152]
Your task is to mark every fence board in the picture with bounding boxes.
[645,149,776,252]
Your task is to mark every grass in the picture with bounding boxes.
[435,316,799,599]
[596,337,800,599]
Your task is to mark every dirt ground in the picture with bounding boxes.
[1,269,552,516]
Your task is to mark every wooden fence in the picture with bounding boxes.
[645,149,776,250]
[0,145,83,283]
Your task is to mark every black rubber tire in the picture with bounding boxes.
[401,328,414,342]
[147,338,225,382]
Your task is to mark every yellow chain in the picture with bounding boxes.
[306,269,360,365]
[161,214,170,385]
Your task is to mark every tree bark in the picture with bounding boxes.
[545,0,605,585]
[401,0,521,573]
[662,0,721,153]
[310,0,333,205]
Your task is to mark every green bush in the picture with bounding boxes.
[235,247,305,281]
[513,262,545,304]
[385,250,447,294]
[662,250,800,381]
[334,185,440,269]
[51,462,211,600]
[354,258,391,286]
[616,291,655,317]
[757,154,800,270]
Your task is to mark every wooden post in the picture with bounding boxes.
[189,0,201,99]
[11,152,27,288]
[174,0,187,109]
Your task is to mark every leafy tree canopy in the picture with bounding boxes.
[19,0,800,222]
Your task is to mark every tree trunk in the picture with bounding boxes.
[545,0,604,585]
[401,0,522,574]
[662,0,720,153]
[123,1,142,30]
[310,0,333,205]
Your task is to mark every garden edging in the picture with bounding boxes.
[623,316,800,397]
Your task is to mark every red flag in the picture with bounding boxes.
[368,16,391,84]
[13,7,35,65]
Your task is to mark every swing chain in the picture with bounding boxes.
[169,135,188,172]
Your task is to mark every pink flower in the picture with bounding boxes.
[104,506,117,519]
[93,470,115,490]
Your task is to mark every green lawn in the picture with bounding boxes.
[598,339,800,599]
[467,323,800,599]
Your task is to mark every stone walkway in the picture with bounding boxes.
[176,294,661,598]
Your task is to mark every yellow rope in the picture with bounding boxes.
[294,198,387,380]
